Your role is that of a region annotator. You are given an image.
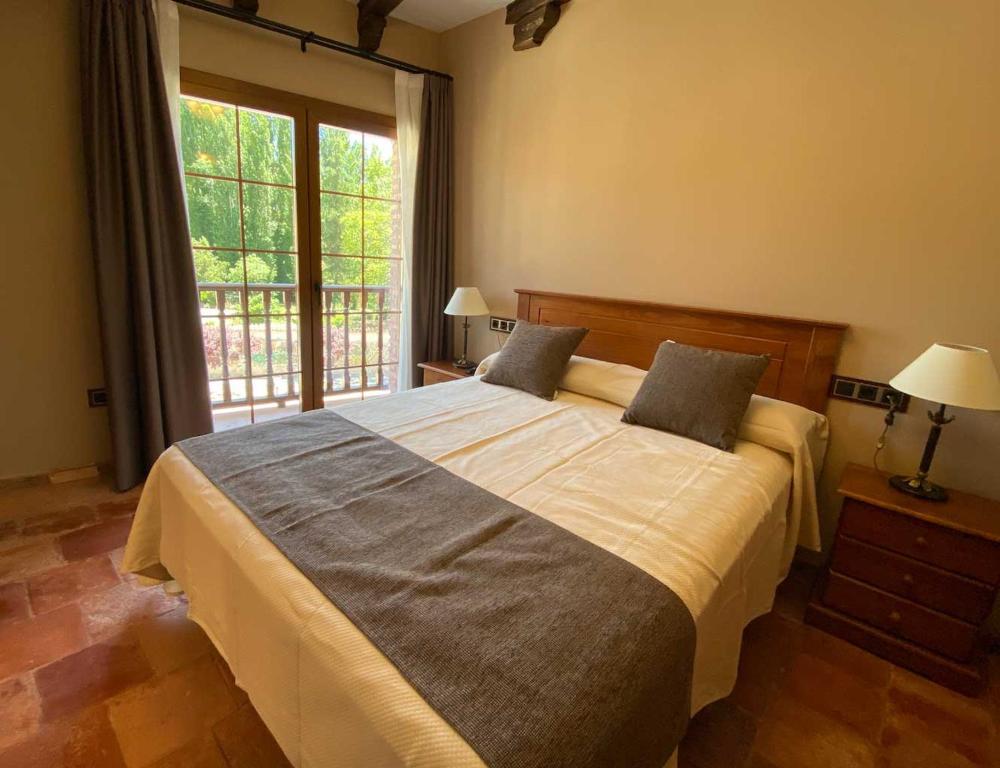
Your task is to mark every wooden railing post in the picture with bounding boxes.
[198,282,392,414]
[285,287,295,399]
[324,290,333,395]
[377,290,385,388]
[218,288,231,405]
[342,289,350,391]
[239,290,252,415]
[263,289,275,401]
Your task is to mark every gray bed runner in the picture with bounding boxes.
[177,410,695,768]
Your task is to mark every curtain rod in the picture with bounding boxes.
[172,0,453,81]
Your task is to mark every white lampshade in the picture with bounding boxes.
[444,287,490,317]
[890,344,1000,411]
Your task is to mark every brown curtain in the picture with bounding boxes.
[80,0,212,491]
[410,75,454,380]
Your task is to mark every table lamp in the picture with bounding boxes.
[888,344,1000,501]
[444,287,490,370]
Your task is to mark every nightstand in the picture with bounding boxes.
[806,462,1000,696]
[417,359,474,387]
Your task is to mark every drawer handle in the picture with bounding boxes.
[888,610,902,626]
[914,536,928,548]
[902,573,915,587]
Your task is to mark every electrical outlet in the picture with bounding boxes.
[857,384,879,402]
[828,375,908,411]
[87,388,108,408]
[490,316,516,333]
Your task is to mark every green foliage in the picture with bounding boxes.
[364,199,396,258]
[319,125,362,194]
[321,192,362,256]
[181,99,237,177]
[186,177,240,248]
[193,246,280,284]
[181,96,400,293]
[242,183,295,252]
[364,135,396,200]
[240,110,293,185]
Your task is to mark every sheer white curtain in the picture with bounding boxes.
[394,71,425,391]
[154,0,182,170]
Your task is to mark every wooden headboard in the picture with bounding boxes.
[516,290,847,413]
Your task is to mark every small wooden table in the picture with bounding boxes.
[806,462,1000,696]
[418,360,475,387]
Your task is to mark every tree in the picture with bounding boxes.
[181,97,399,291]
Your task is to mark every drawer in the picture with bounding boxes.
[805,602,987,697]
[822,572,979,662]
[838,499,1000,585]
[831,536,996,623]
[422,369,456,386]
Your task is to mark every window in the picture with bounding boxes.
[181,97,302,428]
[178,70,401,429]
[317,125,402,406]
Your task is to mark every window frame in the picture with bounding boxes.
[179,68,398,415]
[310,117,403,404]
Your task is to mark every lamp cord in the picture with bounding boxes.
[873,420,890,473]
[874,394,902,473]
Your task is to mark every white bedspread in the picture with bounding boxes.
[124,376,812,768]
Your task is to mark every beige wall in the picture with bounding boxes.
[444,0,1000,542]
[0,0,443,482]
[0,0,110,481]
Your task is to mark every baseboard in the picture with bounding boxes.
[0,473,48,491]
[0,463,107,489]
[48,465,101,484]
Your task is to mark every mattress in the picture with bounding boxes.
[123,370,819,768]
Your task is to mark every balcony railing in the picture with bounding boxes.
[198,282,390,411]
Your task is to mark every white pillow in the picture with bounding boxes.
[739,395,829,482]
[479,353,647,405]
[558,356,646,408]
[738,394,830,554]
[480,353,829,475]
[474,352,500,376]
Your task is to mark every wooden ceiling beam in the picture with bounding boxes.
[232,0,259,14]
[505,0,569,51]
[357,0,405,53]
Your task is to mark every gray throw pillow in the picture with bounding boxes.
[622,342,769,451]
[481,321,588,400]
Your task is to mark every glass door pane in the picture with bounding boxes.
[181,96,305,429]
[317,125,402,407]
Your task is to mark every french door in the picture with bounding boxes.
[179,70,401,430]
[310,114,402,409]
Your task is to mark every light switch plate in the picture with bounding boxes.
[490,316,516,333]
[828,375,909,411]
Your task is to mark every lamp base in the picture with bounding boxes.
[453,357,477,371]
[889,474,948,502]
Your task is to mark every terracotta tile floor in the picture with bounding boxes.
[1,475,997,768]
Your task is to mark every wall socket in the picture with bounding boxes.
[490,316,516,333]
[87,388,108,408]
[828,375,909,411]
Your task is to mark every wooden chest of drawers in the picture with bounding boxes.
[418,360,474,387]
[806,463,1000,696]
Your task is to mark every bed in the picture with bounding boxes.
[123,289,846,768]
